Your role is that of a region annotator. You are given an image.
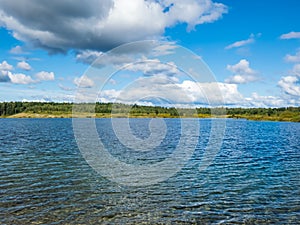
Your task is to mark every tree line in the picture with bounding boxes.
[0,102,299,121]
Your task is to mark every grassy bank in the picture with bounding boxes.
[228,112,300,122]
[7,112,213,119]
[1,102,299,122]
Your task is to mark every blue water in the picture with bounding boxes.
[0,118,299,224]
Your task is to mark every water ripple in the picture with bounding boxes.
[0,118,299,224]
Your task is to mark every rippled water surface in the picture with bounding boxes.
[0,118,299,224]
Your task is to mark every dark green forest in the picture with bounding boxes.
[0,102,300,122]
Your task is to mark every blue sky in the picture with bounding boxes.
[0,0,300,107]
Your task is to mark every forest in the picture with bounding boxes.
[0,102,299,122]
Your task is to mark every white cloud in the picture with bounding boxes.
[124,59,180,77]
[162,0,228,31]
[98,73,244,107]
[152,41,178,56]
[0,61,14,83]
[225,59,258,84]
[285,50,300,63]
[0,0,227,53]
[292,64,300,76]
[1,68,55,84]
[23,94,74,103]
[7,71,35,84]
[0,70,10,82]
[76,41,180,65]
[35,71,55,81]
[76,49,134,65]
[278,75,300,97]
[17,61,31,71]
[0,60,13,71]
[21,99,47,103]
[278,47,300,104]
[74,75,95,88]
[280,31,300,40]
[76,50,104,64]
[245,93,286,108]
[109,79,117,85]
[178,80,244,105]
[227,59,255,74]
[225,34,255,50]
[10,45,28,54]
[58,83,74,91]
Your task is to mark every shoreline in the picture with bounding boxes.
[1,102,299,122]
[2,112,299,122]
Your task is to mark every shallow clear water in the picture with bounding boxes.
[0,118,299,224]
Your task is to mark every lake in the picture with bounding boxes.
[0,118,299,224]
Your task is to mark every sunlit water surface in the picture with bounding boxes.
[0,118,299,224]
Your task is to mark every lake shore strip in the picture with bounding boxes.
[1,102,299,122]
[4,112,300,122]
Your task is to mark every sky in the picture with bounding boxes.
[0,0,300,108]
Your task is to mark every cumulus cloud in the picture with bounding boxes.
[0,61,14,83]
[0,70,10,82]
[280,31,300,40]
[178,80,243,105]
[0,61,54,84]
[278,76,300,97]
[76,41,180,66]
[0,0,227,53]
[285,50,300,63]
[124,59,181,77]
[35,71,55,81]
[58,83,74,91]
[0,60,13,71]
[76,49,134,65]
[74,75,95,88]
[278,48,300,102]
[98,73,243,107]
[7,71,35,84]
[10,45,28,54]
[161,0,228,31]
[225,59,258,84]
[17,61,31,71]
[152,41,178,56]
[225,34,256,50]
[22,93,74,103]
[245,93,286,108]
[76,50,104,64]
[292,64,300,76]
